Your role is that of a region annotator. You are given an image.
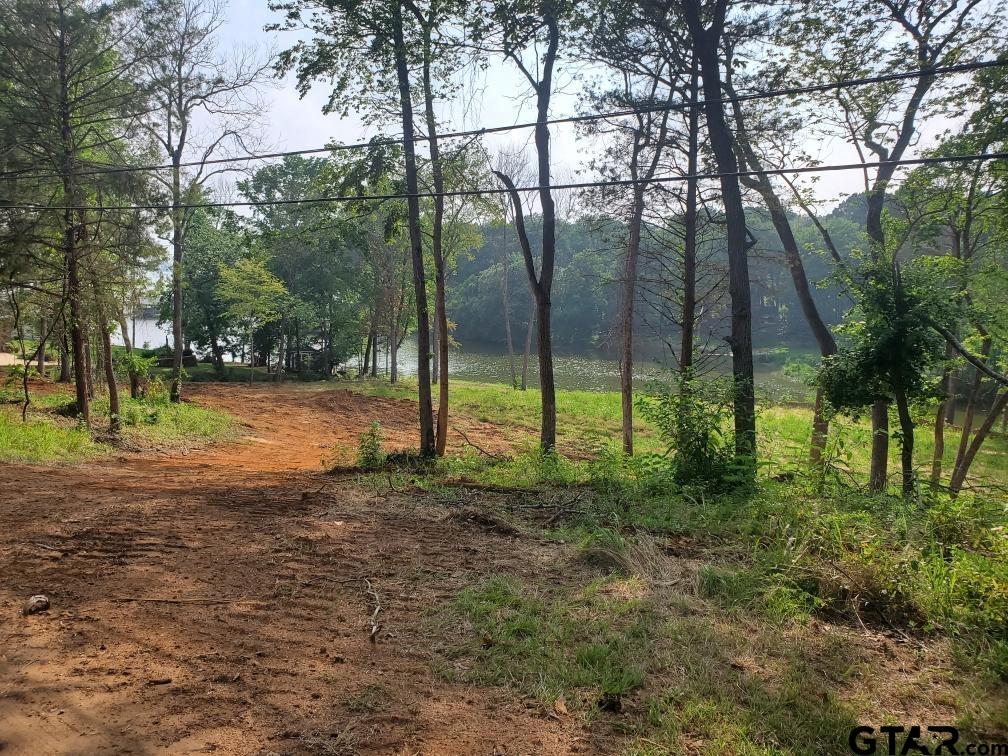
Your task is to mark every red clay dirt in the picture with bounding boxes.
[0,384,591,754]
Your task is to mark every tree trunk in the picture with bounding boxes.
[493,10,559,451]
[98,306,120,434]
[392,0,435,456]
[522,297,534,391]
[57,17,89,427]
[248,326,255,386]
[950,390,1008,495]
[894,383,914,497]
[931,341,955,486]
[276,318,286,383]
[117,312,140,399]
[170,157,184,403]
[389,309,398,384]
[210,337,225,381]
[620,187,646,455]
[868,401,889,492]
[362,331,373,378]
[37,316,46,377]
[728,65,836,465]
[503,244,517,387]
[952,338,990,477]
[685,1,755,466]
[418,7,449,455]
[680,61,699,375]
[59,334,71,383]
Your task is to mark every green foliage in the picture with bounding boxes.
[356,420,384,468]
[114,350,156,382]
[636,374,739,492]
[818,258,951,412]
[442,575,653,705]
[0,410,101,462]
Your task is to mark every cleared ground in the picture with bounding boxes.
[0,383,1003,754]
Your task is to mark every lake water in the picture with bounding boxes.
[123,318,810,397]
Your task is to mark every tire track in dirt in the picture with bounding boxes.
[0,384,595,755]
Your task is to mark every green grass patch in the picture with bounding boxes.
[0,382,236,461]
[0,409,101,462]
[350,378,1008,492]
[439,575,654,709]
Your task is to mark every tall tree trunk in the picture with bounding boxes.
[680,61,699,375]
[362,331,373,378]
[209,337,225,381]
[57,16,89,427]
[685,0,756,466]
[118,312,139,399]
[950,390,1008,495]
[493,9,560,451]
[620,187,646,455]
[953,337,991,477]
[868,401,889,492]
[728,64,836,465]
[420,39,449,455]
[98,305,120,435]
[945,372,958,425]
[37,316,46,377]
[390,307,399,384]
[894,382,914,497]
[503,244,517,387]
[170,156,184,403]
[931,341,955,486]
[248,325,255,386]
[522,297,534,391]
[392,0,435,456]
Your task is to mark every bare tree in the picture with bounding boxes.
[140,0,272,403]
[491,3,562,451]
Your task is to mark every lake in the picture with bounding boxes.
[123,318,812,398]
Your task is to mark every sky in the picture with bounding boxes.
[204,0,909,209]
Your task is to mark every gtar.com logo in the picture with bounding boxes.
[848,725,1008,755]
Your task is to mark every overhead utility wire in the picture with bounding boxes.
[0,58,1003,182]
[3,152,1004,213]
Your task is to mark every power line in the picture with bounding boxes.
[2,152,1004,213]
[1,58,1003,182]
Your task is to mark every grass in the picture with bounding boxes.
[0,377,236,462]
[149,362,321,383]
[346,376,1007,742]
[0,409,102,462]
[350,377,1008,491]
[437,574,654,711]
[434,541,1006,753]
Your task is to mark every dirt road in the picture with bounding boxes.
[0,384,588,754]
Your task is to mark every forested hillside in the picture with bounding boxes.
[448,201,865,355]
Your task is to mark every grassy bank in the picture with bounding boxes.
[344,377,1008,746]
[351,377,1008,490]
[0,378,235,463]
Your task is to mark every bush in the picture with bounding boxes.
[636,373,740,492]
[357,421,383,468]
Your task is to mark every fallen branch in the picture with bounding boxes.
[453,426,506,460]
[364,579,382,643]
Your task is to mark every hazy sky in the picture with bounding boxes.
[206,0,957,211]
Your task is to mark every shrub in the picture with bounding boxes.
[636,373,740,492]
[357,420,383,468]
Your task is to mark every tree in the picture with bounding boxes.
[676,0,757,468]
[161,208,245,377]
[0,0,149,428]
[490,0,565,452]
[216,258,288,384]
[272,0,436,455]
[792,0,1003,491]
[140,0,271,403]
